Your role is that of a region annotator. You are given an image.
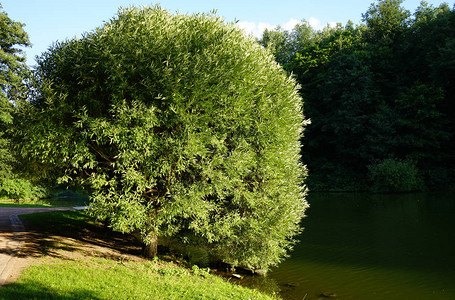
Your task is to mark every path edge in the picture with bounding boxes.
[0,215,25,287]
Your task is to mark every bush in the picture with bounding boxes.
[368,158,424,192]
[0,178,47,200]
[19,5,308,271]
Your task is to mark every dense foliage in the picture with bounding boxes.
[17,6,308,270]
[368,158,423,192]
[261,0,455,192]
[0,5,47,199]
[0,4,27,180]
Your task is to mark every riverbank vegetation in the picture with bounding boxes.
[260,0,455,192]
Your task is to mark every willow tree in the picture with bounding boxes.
[19,6,308,271]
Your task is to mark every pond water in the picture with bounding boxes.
[267,192,455,300]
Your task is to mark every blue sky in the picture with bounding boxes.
[2,0,450,66]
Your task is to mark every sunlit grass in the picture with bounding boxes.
[0,257,274,299]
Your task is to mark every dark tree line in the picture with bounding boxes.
[261,0,455,192]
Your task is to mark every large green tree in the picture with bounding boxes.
[18,6,308,271]
[362,0,411,45]
[0,4,33,198]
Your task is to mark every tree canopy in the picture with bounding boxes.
[17,6,308,271]
[260,0,455,192]
[0,4,29,177]
[0,4,40,199]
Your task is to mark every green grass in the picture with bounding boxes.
[0,211,276,300]
[0,258,274,299]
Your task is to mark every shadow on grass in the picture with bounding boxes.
[17,211,142,260]
[0,279,103,300]
[0,211,142,299]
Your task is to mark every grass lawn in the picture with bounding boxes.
[0,258,274,299]
[0,211,276,300]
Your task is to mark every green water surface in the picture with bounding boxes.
[269,192,455,300]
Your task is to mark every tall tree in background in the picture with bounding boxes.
[399,2,455,185]
[0,4,32,198]
[362,0,411,45]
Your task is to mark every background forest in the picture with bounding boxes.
[261,0,455,192]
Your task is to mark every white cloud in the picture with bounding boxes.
[236,21,275,38]
[308,18,338,30]
[328,22,338,29]
[282,18,299,31]
[308,17,322,30]
[236,17,338,38]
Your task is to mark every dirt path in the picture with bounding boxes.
[0,207,73,286]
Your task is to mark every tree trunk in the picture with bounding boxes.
[141,232,158,258]
[103,218,111,233]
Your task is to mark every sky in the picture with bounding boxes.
[2,0,451,66]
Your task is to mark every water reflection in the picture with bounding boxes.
[267,192,455,300]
